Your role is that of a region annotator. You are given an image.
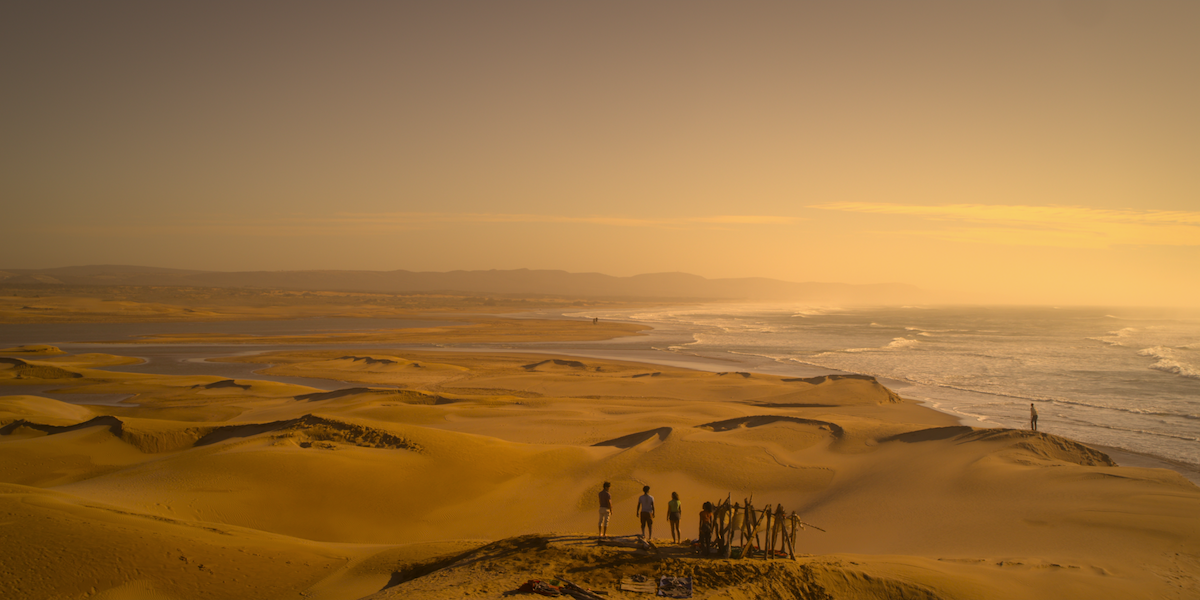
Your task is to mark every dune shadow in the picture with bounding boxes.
[191,379,251,391]
[294,388,452,405]
[879,426,975,444]
[194,414,421,451]
[0,415,124,438]
[781,374,878,384]
[697,415,844,438]
[592,427,673,448]
[522,359,588,371]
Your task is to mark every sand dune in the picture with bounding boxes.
[0,344,66,355]
[593,427,673,448]
[699,415,845,437]
[1,348,1198,599]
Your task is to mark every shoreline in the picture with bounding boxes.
[407,342,1200,484]
[8,310,1198,485]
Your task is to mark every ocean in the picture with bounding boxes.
[569,305,1200,470]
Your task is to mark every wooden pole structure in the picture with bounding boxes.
[789,512,799,560]
[737,504,756,560]
[770,505,785,559]
[724,502,740,558]
[754,505,765,555]
[765,507,775,559]
[741,498,751,548]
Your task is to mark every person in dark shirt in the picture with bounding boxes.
[598,481,612,537]
[698,501,714,554]
[636,486,655,540]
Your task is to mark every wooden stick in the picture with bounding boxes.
[777,508,786,558]
[789,512,799,560]
[723,503,739,559]
[765,508,774,559]
[737,504,755,560]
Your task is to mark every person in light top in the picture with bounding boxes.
[667,492,683,544]
[1031,403,1039,432]
[636,485,655,540]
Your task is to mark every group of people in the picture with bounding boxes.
[597,482,714,547]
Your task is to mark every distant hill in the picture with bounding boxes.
[0,265,929,304]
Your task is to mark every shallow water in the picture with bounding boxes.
[0,318,454,398]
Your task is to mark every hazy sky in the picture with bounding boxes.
[3,1,1198,306]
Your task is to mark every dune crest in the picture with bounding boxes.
[196,414,423,451]
[0,357,84,379]
[0,344,65,355]
[882,426,1117,467]
[522,358,590,371]
[1,413,422,454]
[592,427,673,449]
[699,415,844,438]
[294,387,452,405]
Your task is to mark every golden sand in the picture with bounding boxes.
[1,347,1197,599]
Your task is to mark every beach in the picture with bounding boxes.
[2,310,1199,599]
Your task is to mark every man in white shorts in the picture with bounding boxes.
[598,481,612,537]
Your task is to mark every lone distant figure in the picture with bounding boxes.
[1030,403,1038,432]
[636,485,655,540]
[598,481,612,538]
[593,317,599,325]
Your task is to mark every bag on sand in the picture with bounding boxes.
[518,579,562,596]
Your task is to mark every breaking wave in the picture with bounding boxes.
[1138,346,1200,380]
[1089,327,1138,347]
[824,337,921,354]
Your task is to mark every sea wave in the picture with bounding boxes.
[1137,346,1200,380]
[1081,421,1200,444]
[1089,327,1138,347]
[815,337,921,355]
[777,351,1199,421]
[791,307,844,317]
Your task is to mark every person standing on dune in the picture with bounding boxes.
[1030,403,1038,432]
[598,481,612,538]
[667,492,683,544]
[636,485,655,540]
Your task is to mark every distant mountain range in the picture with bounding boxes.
[0,265,929,304]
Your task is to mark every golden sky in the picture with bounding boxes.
[3,1,1197,306]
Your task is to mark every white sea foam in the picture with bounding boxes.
[603,304,1200,467]
[833,337,920,353]
[790,306,845,317]
[1138,346,1200,380]
[1089,327,1139,346]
